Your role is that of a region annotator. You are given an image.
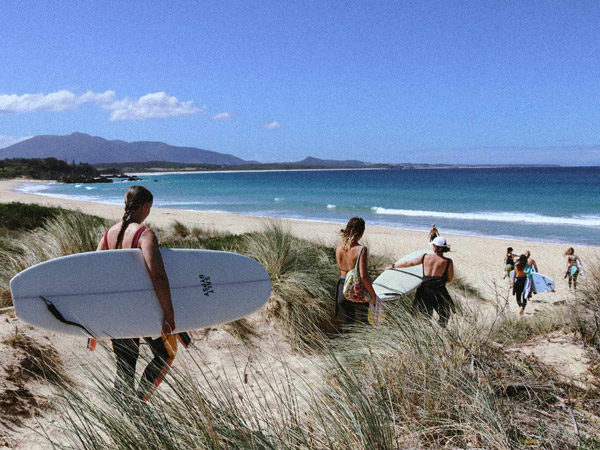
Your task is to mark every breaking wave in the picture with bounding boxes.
[371,207,600,227]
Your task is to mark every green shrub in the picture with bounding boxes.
[0,202,66,231]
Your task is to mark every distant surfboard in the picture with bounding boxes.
[373,249,433,301]
[11,249,272,338]
[510,270,555,293]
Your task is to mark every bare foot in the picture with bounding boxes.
[519,307,524,315]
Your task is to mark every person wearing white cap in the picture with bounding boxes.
[386,236,455,327]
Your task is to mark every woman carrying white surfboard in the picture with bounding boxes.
[97,185,177,401]
[386,236,455,327]
[335,217,377,330]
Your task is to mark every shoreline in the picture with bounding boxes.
[7,178,599,249]
[126,167,390,176]
[126,165,585,176]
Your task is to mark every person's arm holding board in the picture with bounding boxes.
[139,229,176,336]
[386,252,455,283]
[387,255,422,271]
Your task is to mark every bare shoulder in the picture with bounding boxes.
[108,222,121,233]
[139,227,156,242]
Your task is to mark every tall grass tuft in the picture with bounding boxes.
[3,328,72,387]
[161,221,246,253]
[322,305,515,449]
[0,211,107,307]
[571,260,600,351]
[245,221,338,348]
[170,219,190,238]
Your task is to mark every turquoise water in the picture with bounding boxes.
[19,167,600,246]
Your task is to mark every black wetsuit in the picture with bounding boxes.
[414,255,455,327]
[513,276,527,308]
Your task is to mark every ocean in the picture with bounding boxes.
[18,167,600,246]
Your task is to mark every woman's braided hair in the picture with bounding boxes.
[116,186,153,249]
[340,217,365,252]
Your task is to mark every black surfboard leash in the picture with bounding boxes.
[39,296,93,337]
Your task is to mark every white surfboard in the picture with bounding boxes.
[509,270,555,293]
[10,249,272,338]
[373,249,433,301]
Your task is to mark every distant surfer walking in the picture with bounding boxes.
[335,217,377,330]
[428,224,439,243]
[389,236,455,327]
[97,186,178,401]
[511,255,531,315]
[524,250,538,297]
[503,247,517,279]
[525,250,538,272]
[564,247,583,290]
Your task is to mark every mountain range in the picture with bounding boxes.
[0,132,251,165]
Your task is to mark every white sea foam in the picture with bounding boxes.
[326,204,336,209]
[84,186,96,190]
[274,197,284,202]
[154,200,221,206]
[15,184,53,194]
[371,207,600,227]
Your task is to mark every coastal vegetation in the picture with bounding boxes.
[0,205,599,448]
[0,157,101,181]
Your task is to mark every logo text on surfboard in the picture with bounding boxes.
[199,274,214,296]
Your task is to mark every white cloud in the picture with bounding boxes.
[0,135,31,149]
[263,121,282,129]
[0,89,203,121]
[212,112,236,121]
[104,92,205,121]
[0,90,115,114]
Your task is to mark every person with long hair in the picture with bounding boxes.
[334,217,377,329]
[389,236,455,327]
[503,247,517,279]
[96,185,177,401]
[511,254,530,315]
[564,247,582,290]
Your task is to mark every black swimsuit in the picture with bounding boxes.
[414,255,455,327]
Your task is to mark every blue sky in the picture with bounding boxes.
[1,1,599,165]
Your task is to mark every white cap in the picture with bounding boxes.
[432,236,450,249]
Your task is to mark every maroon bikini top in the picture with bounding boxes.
[103,225,147,250]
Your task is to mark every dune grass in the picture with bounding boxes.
[244,221,339,348]
[0,210,108,307]
[49,294,600,450]
[3,328,72,387]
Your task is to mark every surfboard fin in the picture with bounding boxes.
[87,338,97,351]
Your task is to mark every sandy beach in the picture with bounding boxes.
[2,178,597,309]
